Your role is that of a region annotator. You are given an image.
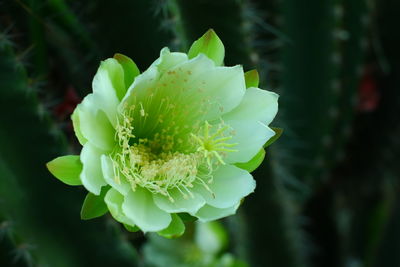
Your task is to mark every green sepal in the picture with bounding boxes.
[178,212,198,222]
[113,53,140,90]
[46,155,82,186]
[188,29,225,66]
[158,214,185,239]
[123,224,140,232]
[80,187,109,220]
[235,149,266,173]
[234,127,282,173]
[244,69,259,88]
[264,127,283,148]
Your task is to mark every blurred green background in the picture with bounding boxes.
[1,0,399,266]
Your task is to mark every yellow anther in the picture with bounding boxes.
[140,102,145,117]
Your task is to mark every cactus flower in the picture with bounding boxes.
[47,29,279,236]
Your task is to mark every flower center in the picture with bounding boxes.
[110,104,237,202]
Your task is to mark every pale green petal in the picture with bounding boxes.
[222,87,278,163]
[101,155,130,195]
[91,59,121,126]
[222,87,278,125]
[153,189,206,214]
[96,58,125,95]
[80,142,107,195]
[104,188,135,226]
[120,48,187,110]
[119,63,159,111]
[78,95,116,152]
[122,187,172,232]
[120,48,188,109]
[195,202,240,222]
[46,155,82,186]
[71,107,87,145]
[120,53,246,138]
[166,56,245,121]
[150,47,188,73]
[119,47,188,110]
[193,165,255,209]
[225,120,275,163]
[188,29,225,66]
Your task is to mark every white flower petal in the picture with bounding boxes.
[150,47,188,73]
[91,59,122,127]
[119,53,246,138]
[193,165,255,209]
[153,189,206,214]
[78,94,116,152]
[195,202,240,222]
[104,188,135,226]
[222,87,278,125]
[119,63,159,114]
[80,143,107,195]
[122,187,172,232]
[101,155,130,195]
[225,120,275,163]
[120,48,187,108]
[222,87,278,163]
[161,55,246,121]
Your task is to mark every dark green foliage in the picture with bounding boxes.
[242,162,306,267]
[329,1,400,266]
[0,161,37,267]
[0,36,138,266]
[328,0,368,167]
[278,0,343,191]
[172,0,256,69]
[0,38,79,266]
[80,0,175,69]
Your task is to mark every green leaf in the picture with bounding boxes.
[235,149,265,172]
[188,29,225,66]
[80,187,109,220]
[264,127,283,148]
[178,212,198,222]
[113,53,140,90]
[123,224,140,232]
[46,155,82,186]
[158,214,185,239]
[244,69,259,88]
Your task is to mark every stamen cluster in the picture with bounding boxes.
[111,106,236,202]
